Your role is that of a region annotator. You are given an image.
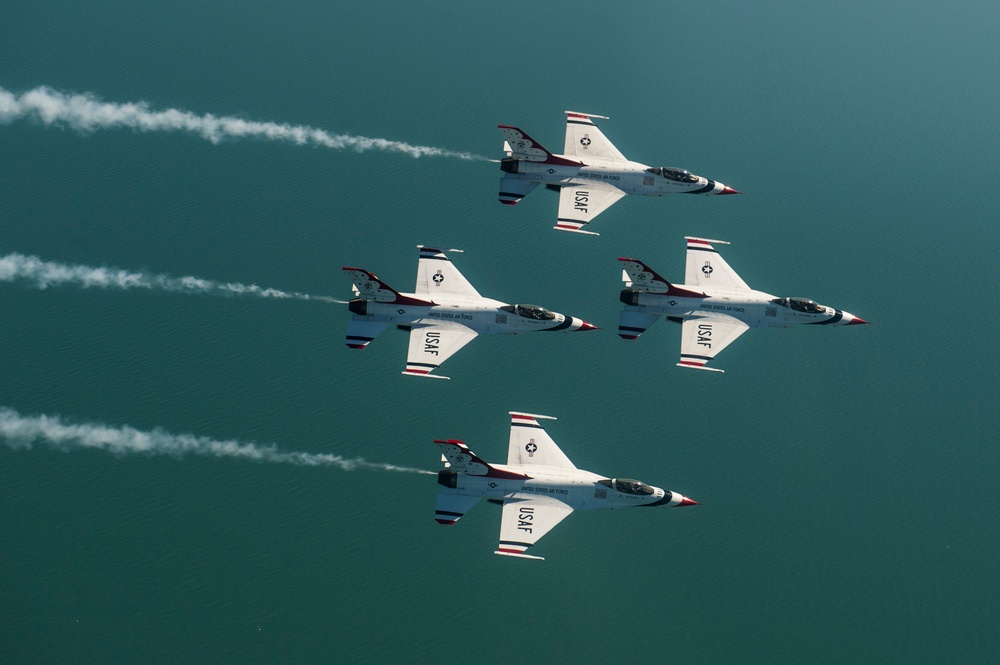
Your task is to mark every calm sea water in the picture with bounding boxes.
[2,2,999,663]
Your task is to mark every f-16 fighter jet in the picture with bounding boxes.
[497,111,739,235]
[343,246,596,379]
[434,411,698,560]
[618,237,869,373]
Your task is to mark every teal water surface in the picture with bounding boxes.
[2,2,999,663]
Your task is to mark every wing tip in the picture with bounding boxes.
[684,236,731,246]
[564,110,609,120]
[676,362,725,374]
[509,411,556,421]
[402,370,451,380]
[494,549,545,561]
[554,224,599,236]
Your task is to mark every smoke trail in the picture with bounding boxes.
[0,252,348,303]
[0,85,487,161]
[0,406,433,475]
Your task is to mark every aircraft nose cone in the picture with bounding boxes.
[845,313,870,325]
[577,320,599,331]
[718,185,741,195]
[677,495,700,507]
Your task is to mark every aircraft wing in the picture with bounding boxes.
[414,246,480,298]
[556,182,626,235]
[403,321,478,379]
[684,237,750,291]
[496,497,574,561]
[506,412,576,469]
[678,315,749,373]
[563,112,627,162]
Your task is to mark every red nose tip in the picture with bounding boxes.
[678,496,700,507]
[846,316,869,325]
[578,321,599,331]
[719,186,741,195]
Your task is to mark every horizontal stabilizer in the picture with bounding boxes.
[618,309,661,341]
[345,318,389,349]
[435,491,481,525]
[498,176,540,206]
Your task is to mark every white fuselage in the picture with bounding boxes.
[354,293,586,334]
[442,464,687,512]
[623,287,857,328]
[508,156,731,196]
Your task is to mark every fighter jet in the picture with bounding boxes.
[434,411,698,561]
[617,237,869,373]
[343,246,596,379]
[497,111,739,235]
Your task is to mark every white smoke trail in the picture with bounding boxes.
[0,406,433,475]
[0,85,487,161]
[0,252,348,303]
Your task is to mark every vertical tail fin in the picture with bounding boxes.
[498,125,582,166]
[434,439,529,480]
[617,258,705,298]
[341,267,432,306]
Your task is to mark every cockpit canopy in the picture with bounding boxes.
[505,304,556,320]
[645,166,700,183]
[598,478,655,495]
[771,297,827,314]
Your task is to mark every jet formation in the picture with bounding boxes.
[334,110,870,560]
[618,236,869,372]
[343,246,596,379]
[497,111,739,235]
[434,411,698,560]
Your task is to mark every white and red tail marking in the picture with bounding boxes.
[342,267,432,306]
[434,439,530,480]
[498,125,582,167]
[434,439,490,475]
[618,258,705,298]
